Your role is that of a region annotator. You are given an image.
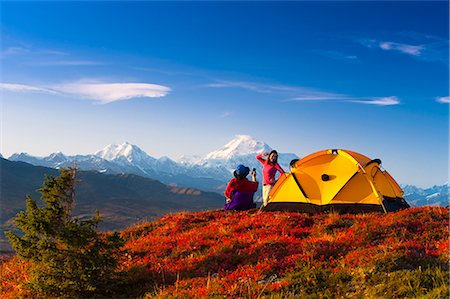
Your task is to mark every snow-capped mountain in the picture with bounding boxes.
[176,135,298,186]
[93,142,161,177]
[9,152,44,166]
[7,135,448,206]
[196,135,298,181]
[8,152,70,167]
[178,154,203,165]
[95,142,155,165]
[7,135,298,192]
[204,135,271,160]
[402,184,449,207]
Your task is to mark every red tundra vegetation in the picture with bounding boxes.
[1,206,449,298]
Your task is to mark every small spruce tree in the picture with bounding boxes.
[6,167,125,298]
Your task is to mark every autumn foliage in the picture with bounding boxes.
[2,206,449,298]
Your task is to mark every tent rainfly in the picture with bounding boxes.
[264,149,409,214]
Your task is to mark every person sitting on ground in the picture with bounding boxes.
[224,164,259,211]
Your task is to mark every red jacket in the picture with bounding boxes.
[224,178,259,199]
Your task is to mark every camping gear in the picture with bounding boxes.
[264,149,409,213]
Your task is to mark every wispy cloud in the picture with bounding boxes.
[209,79,400,106]
[57,82,171,103]
[1,81,171,104]
[207,80,298,94]
[347,96,400,106]
[317,50,359,63]
[359,38,424,56]
[1,46,31,57]
[1,45,68,58]
[378,42,424,56]
[0,83,59,94]
[291,95,400,106]
[1,44,103,66]
[357,34,448,63]
[290,92,349,102]
[436,96,450,104]
[40,50,69,56]
[30,60,103,66]
[220,111,233,118]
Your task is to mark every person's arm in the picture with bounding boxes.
[275,163,285,174]
[250,168,257,182]
[224,179,235,200]
[256,153,267,164]
[250,181,259,192]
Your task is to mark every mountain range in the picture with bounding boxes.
[5,134,449,206]
[402,184,448,207]
[7,135,298,194]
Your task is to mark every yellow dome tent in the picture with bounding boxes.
[264,149,409,213]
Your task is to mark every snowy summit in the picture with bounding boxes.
[95,142,153,163]
[205,135,271,160]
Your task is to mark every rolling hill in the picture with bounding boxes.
[0,158,224,252]
[1,206,448,298]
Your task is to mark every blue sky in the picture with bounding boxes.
[1,1,448,187]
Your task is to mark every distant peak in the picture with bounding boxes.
[178,154,202,164]
[46,151,68,162]
[95,142,151,162]
[9,152,32,159]
[205,135,271,160]
[234,134,254,140]
[158,156,173,162]
[49,151,66,157]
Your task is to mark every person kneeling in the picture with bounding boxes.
[224,164,259,211]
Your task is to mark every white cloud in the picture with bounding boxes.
[208,79,400,107]
[379,41,424,56]
[57,82,171,103]
[0,83,58,94]
[348,96,400,106]
[1,46,68,58]
[318,50,359,62]
[0,81,171,103]
[1,47,31,57]
[293,94,400,106]
[220,111,232,118]
[291,93,349,102]
[30,60,102,66]
[357,36,449,63]
[209,80,350,101]
[1,44,102,65]
[208,80,298,94]
[40,50,69,56]
[436,96,450,104]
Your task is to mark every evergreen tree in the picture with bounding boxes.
[6,167,125,298]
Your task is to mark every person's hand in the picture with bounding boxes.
[226,198,231,203]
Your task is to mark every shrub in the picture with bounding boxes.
[6,168,124,298]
